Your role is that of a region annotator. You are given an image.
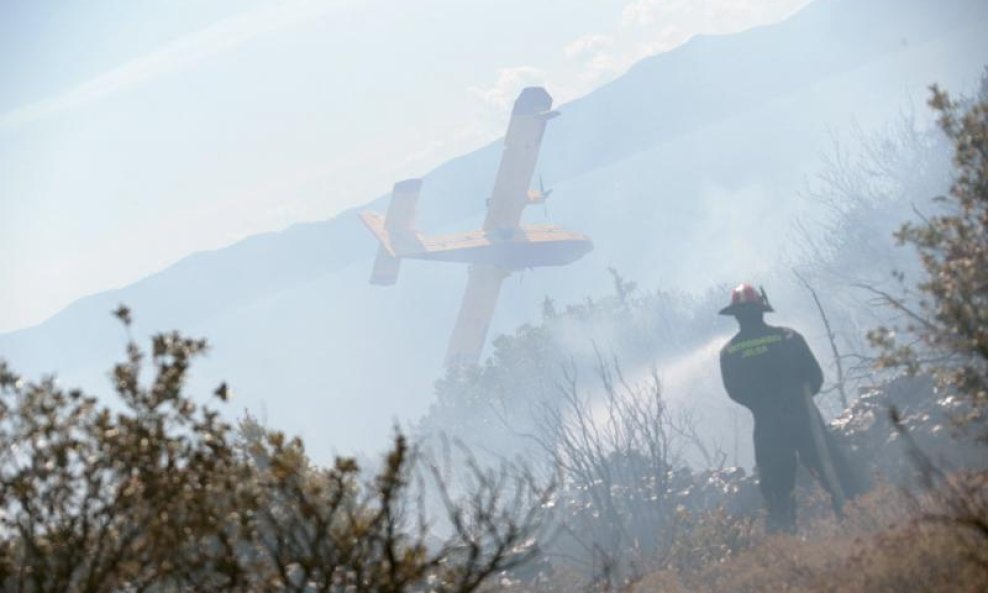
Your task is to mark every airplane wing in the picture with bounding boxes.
[482,87,558,234]
[445,264,511,366]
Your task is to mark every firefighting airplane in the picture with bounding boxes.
[360,87,593,366]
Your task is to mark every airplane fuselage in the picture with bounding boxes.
[399,225,593,269]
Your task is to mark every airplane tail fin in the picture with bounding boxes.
[383,179,421,238]
[359,179,423,285]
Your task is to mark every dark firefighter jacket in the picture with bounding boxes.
[719,324,824,418]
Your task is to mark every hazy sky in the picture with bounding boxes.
[0,0,810,332]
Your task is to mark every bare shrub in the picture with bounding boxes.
[529,353,732,588]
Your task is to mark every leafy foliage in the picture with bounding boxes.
[869,75,988,433]
[0,310,551,593]
[0,311,249,593]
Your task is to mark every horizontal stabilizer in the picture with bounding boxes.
[359,211,395,257]
[370,247,401,285]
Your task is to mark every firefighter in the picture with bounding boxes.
[718,283,864,533]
